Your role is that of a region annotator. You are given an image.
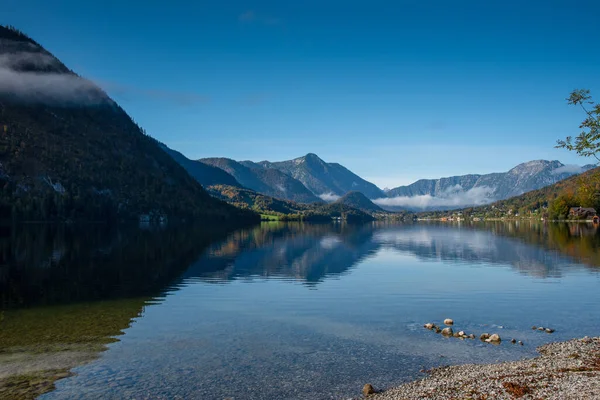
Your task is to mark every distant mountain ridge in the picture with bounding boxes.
[164,140,593,213]
[163,149,382,221]
[418,166,600,220]
[249,153,385,200]
[199,157,322,204]
[382,160,595,210]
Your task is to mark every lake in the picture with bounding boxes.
[1,221,599,399]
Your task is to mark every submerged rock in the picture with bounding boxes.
[363,383,376,396]
[532,326,537,330]
[444,319,454,326]
[486,334,501,344]
[468,334,475,339]
[441,327,453,336]
[435,327,442,333]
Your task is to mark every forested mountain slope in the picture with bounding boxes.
[0,26,257,222]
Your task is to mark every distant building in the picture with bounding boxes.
[569,207,597,219]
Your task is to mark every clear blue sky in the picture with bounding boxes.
[4,0,600,187]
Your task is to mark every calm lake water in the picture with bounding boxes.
[1,221,599,399]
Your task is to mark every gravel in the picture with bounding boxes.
[365,337,600,400]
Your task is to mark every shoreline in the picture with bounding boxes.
[363,337,600,400]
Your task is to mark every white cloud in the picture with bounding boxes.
[551,164,584,175]
[318,192,341,202]
[373,185,496,210]
[0,51,108,105]
[0,51,208,106]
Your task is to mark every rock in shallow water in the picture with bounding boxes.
[424,323,434,330]
[486,334,501,344]
[441,327,453,336]
[443,318,454,326]
[480,333,490,340]
[363,383,376,396]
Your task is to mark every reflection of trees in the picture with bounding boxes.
[0,222,240,398]
[470,221,600,269]
[0,223,232,309]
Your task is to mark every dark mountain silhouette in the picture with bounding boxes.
[0,26,256,222]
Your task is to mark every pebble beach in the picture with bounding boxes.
[364,337,600,400]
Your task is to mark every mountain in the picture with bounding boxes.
[384,160,595,211]
[160,145,242,188]
[316,202,376,222]
[253,153,385,200]
[0,26,257,223]
[418,166,600,219]
[335,191,383,212]
[200,157,321,203]
[208,184,376,222]
[207,184,311,216]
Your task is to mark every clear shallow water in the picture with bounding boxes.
[1,222,600,399]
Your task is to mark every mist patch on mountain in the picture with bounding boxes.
[374,185,496,210]
[0,51,108,105]
[318,193,341,202]
[551,164,586,175]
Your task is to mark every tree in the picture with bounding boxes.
[576,171,600,209]
[549,192,575,220]
[556,89,600,163]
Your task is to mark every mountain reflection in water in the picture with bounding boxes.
[187,221,600,284]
